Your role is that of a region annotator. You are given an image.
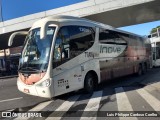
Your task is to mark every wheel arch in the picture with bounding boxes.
[84,70,99,87]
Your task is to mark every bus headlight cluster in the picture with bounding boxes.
[38,79,51,87]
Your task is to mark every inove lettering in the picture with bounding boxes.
[85,52,94,58]
[100,45,121,53]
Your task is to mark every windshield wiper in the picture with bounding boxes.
[18,67,41,72]
[19,66,46,73]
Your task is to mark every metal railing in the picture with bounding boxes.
[149,28,160,38]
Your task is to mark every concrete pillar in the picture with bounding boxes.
[157,28,160,37]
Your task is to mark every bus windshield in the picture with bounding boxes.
[19,27,55,73]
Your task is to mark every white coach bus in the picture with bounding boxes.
[8,16,151,98]
[148,28,160,67]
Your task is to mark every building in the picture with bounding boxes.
[0,46,22,76]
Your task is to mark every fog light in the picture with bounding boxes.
[38,79,50,87]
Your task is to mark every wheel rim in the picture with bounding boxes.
[88,78,93,90]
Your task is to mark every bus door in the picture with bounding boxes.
[52,26,95,96]
[52,49,82,96]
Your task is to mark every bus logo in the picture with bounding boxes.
[100,45,122,53]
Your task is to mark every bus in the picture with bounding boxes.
[8,15,151,98]
[148,28,160,67]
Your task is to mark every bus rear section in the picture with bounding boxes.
[99,29,151,82]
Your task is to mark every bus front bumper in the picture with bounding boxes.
[17,77,53,98]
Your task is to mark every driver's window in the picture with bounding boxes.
[52,25,95,69]
[53,27,70,68]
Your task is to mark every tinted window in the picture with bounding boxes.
[53,26,95,68]
[99,29,127,45]
[69,26,95,58]
[156,42,160,59]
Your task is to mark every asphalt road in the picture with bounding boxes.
[0,68,160,120]
[0,77,48,111]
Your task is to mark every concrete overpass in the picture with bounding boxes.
[0,0,160,49]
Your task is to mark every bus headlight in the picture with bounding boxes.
[38,79,51,87]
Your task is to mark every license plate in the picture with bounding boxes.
[24,88,30,93]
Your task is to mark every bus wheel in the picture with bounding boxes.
[142,63,147,74]
[84,73,95,94]
[137,64,142,76]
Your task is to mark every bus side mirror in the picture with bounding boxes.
[40,21,58,39]
[8,31,28,46]
[148,35,151,38]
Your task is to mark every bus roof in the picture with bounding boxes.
[32,15,144,38]
[32,15,114,29]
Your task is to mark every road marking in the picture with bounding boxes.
[6,109,15,111]
[14,101,53,120]
[115,87,138,120]
[29,101,52,111]
[80,91,103,120]
[137,88,160,111]
[0,97,23,103]
[46,95,80,120]
[83,91,102,111]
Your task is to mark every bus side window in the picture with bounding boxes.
[99,29,116,44]
[69,26,95,58]
[52,26,95,68]
[99,29,127,45]
[156,42,160,59]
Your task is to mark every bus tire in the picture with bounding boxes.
[142,63,147,74]
[137,64,142,76]
[84,73,95,94]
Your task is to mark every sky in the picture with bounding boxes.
[1,0,86,20]
[118,20,160,36]
[0,0,160,36]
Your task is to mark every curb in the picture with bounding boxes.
[0,75,18,79]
